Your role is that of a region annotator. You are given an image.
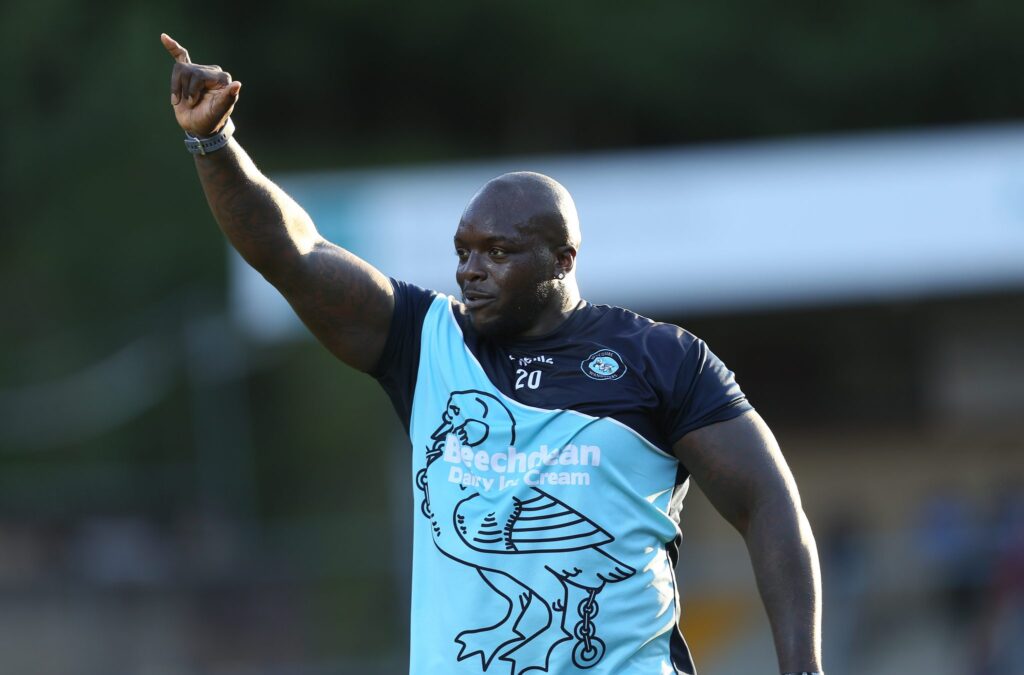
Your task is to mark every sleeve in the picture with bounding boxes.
[368,278,437,432]
[658,329,753,445]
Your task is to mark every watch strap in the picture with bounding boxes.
[184,118,235,155]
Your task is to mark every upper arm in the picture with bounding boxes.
[672,410,801,534]
[272,237,395,373]
[193,142,397,372]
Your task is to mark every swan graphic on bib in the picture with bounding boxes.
[416,391,635,673]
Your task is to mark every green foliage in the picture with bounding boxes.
[247,343,399,519]
[1,1,224,374]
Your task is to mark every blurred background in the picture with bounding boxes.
[2,1,1023,674]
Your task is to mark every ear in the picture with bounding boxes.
[554,244,578,276]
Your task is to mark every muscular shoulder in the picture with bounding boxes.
[582,302,702,370]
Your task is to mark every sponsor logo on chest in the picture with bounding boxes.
[509,354,555,368]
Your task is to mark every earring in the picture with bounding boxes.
[556,271,565,280]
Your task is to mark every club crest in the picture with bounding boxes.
[581,349,626,381]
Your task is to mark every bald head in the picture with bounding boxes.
[454,171,583,339]
[462,172,581,250]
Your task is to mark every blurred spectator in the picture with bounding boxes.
[821,513,868,674]
[915,488,986,627]
[69,516,174,587]
[972,482,1024,674]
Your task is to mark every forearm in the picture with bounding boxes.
[194,138,321,280]
[744,496,823,673]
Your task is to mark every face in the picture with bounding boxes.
[454,208,559,339]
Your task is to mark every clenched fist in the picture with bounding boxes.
[161,33,241,138]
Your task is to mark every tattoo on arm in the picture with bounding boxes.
[192,140,394,371]
[195,139,316,273]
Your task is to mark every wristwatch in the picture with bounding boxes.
[184,118,235,155]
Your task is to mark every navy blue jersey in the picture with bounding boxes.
[372,279,752,675]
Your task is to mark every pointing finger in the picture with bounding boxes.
[160,33,191,64]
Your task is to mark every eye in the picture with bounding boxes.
[488,247,507,259]
[455,248,468,261]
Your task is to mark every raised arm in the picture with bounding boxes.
[161,33,393,372]
[673,410,823,674]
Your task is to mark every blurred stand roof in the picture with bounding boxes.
[231,123,1024,341]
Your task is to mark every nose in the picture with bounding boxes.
[457,251,487,284]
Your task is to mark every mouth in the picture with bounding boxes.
[462,290,496,310]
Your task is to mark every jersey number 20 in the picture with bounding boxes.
[515,369,542,390]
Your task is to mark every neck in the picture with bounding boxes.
[518,281,582,338]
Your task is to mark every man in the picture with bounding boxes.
[161,33,823,675]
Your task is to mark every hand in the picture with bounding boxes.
[160,33,241,138]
